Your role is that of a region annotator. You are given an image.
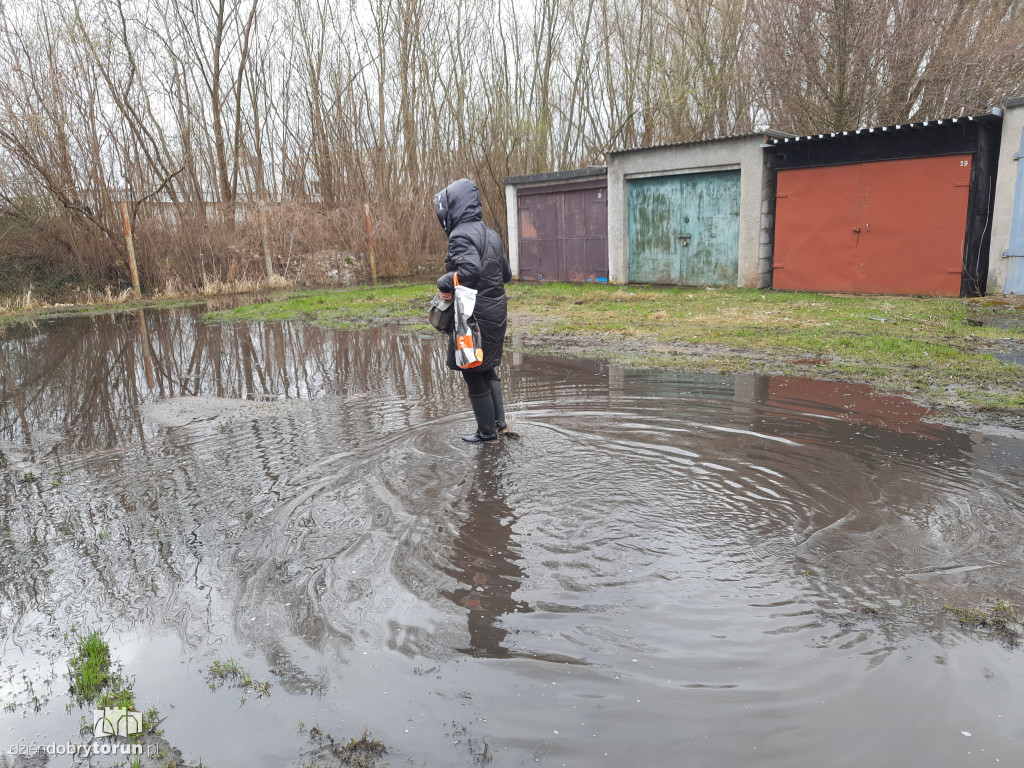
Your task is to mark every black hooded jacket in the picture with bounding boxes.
[435,178,511,371]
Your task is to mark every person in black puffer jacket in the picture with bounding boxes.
[434,178,512,443]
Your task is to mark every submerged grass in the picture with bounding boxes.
[944,599,1022,647]
[299,724,388,768]
[206,658,271,701]
[202,281,1024,421]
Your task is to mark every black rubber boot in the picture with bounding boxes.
[462,391,499,443]
[486,377,507,432]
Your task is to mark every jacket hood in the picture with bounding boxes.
[433,178,482,235]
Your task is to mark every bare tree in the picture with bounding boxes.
[1,0,1022,298]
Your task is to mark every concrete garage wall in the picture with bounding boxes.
[606,134,783,288]
[505,182,519,277]
[987,97,1024,294]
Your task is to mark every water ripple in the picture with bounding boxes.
[3,313,1024,767]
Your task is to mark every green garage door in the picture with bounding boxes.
[627,170,741,286]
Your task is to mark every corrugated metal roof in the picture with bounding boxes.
[502,166,607,186]
[606,129,795,156]
[764,111,1002,146]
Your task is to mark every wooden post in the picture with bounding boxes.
[136,309,155,389]
[363,202,377,284]
[119,201,141,299]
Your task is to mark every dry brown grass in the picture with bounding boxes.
[687,306,830,328]
[1,198,442,304]
[0,276,296,321]
[608,289,662,302]
[198,274,292,296]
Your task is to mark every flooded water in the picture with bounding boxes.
[1,306,1023,767]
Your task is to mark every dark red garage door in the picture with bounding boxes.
[518,181,608,282]
[773,154,973,295]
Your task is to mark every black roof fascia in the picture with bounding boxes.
[764,113,1002,148]
[768,115,1002,172]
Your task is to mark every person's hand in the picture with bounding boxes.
[439,291,453,301]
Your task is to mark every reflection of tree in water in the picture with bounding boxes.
[441,448,531,658]
[0,309,468,661]
[4,308,1021,683]
[0,308,456,452]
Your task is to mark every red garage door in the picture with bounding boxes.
[518,183,608,282]
[773,154,972,295]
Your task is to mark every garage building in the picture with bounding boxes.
[766,113,1003,296]
[502,167,608,283]
[605,133,790,288]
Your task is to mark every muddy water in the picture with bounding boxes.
[1,307,1023,767]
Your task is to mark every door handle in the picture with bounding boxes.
[852,227,861,234]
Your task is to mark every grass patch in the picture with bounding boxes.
[67,630,114,704]
[66,628,141,717]
[206,658,271,702]
[299,724,388,768]
[0,273,297,326]
[203,284,430,328]
[0,291,206,327]
[944,599,1021,647]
